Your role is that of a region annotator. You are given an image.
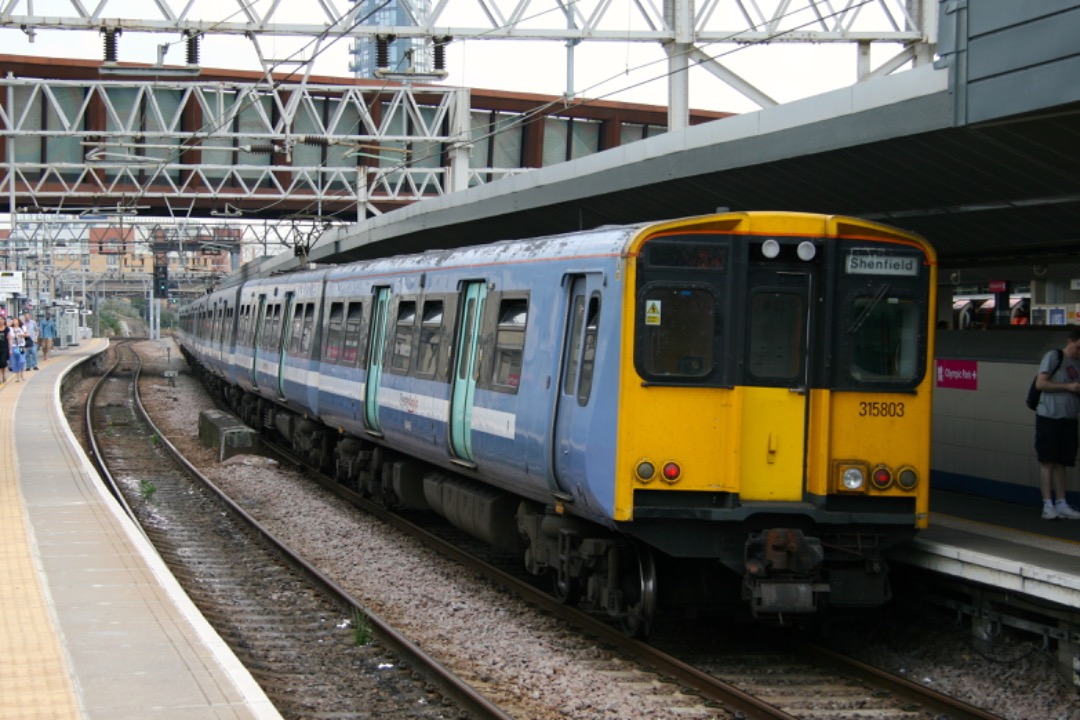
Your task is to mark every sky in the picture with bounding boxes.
[0,0,920,115]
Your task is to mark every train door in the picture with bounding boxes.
[551,275,602,499]
[249,294,268,389]
[276,292,295,399]
[449,281,487,464]
[739,267,813,501]
[364,288,390,435]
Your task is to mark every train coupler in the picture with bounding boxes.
[744,528,827,616]
[746,579,830,615]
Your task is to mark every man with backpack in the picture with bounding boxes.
[1034,326,1080,519]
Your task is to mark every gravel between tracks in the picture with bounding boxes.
[135,338,1080,720]
[136,340,700,720]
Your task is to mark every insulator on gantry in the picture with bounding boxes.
[102,28,121,63]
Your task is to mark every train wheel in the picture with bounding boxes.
[619,545,657,638]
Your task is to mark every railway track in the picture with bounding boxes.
[78,339,1012,720]
[306,468,1008,720]
[80,341,504,720]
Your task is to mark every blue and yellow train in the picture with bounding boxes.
[179,211,936,635]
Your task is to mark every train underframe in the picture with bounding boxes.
[196,366,909,637]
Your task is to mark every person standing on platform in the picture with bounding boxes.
[1034,326,1080,519]
[8,316,26,382]
[40,313,58,360]
[0,315,10,384]
[22,312,39,371]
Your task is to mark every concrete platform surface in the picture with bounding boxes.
[0,339,281,720]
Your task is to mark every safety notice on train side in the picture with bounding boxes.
[645,301,662,325]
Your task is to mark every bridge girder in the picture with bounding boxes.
[1,0,937,117]
[0,76,487,219]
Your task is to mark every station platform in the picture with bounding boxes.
[893,489,1080,614]
[0,339,281,720]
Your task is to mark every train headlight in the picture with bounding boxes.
[661,461,682,484]
[897,466,918,491]
[635,460,656,484]
[871,465,893,490]
[834,461,868,493]
[842,467,865,490]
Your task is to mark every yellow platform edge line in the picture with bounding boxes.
[0,369,84,720]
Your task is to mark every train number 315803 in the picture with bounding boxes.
[859,401,905,417]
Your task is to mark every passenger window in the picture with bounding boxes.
[577,296,600,404]
[747,291,803,380]
[299,304,315,354]
[222,307,232,345]
[245,305,255,345]
[459,299,476,382]
[325,303,344,363]
[493,299,527,392]
[417,300,444,378]
[340,302,362,365]
[263,304,282,351]
[287,303,305,354]
[391,301,416,372]
[639,287,714,378]
[238,306,248,344]
[563,295,585,395]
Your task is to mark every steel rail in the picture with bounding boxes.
[804,644,1010,720]
[82,340,141,523]
[297,447,1011,720]
[124,364,515,720]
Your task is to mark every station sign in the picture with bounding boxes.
[936,359,978,390]
[0,271,23,294]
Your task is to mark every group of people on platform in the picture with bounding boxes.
[0,311,58,384]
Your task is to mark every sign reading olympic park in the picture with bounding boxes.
[0,271,24,294]
[936,359,978,390]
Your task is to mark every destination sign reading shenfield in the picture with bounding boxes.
[845,252,918,276]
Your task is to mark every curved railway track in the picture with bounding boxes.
[77,339,1012,720]
[81,340,504,720]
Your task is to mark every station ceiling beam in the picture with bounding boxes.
[1,0,938,125]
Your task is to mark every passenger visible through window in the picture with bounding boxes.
[493,299,527,391]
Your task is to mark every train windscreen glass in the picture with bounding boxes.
[639,287,715,378]
[848,294,921,381]
[840,246,928,387]
[634,235,729,385]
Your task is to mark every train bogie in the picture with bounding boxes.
[179,211,935,635]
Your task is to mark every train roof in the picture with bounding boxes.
[321,223,648,282]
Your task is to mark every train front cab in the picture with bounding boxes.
[614,212,935,620]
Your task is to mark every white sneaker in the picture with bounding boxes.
[1054,503,1080,519]
[1042,505,1059,520]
